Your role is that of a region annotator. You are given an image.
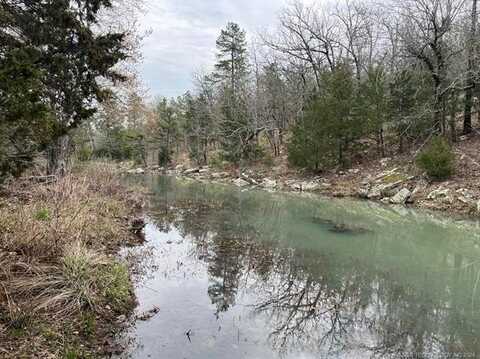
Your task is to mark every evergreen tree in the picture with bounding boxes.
[214,22,248,94]
[358,66,391,157]
[0,48,54,180]
[152,98,179,166]
[389,68,432,153]
[0,0,127,176]
[288,65,364,170]
[214,22,251,163]
[183,92,213,165]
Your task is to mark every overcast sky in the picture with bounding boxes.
[138,0,290,99]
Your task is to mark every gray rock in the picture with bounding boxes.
[285,180,302,191]
[233,178,249,187]
[376,179,404,194]
[456,188,474,199]
[127,168,145,174]
[241,173,259,185]
[367,186,382,199]
[363,178,405,199]
[427,188,450,200]
[211,172,229,179]
[261,178,277,189]
[458,196,473,204]
[456,189,476,205]
[357,186,370,198]
[410,180,428,201]
[184,168,200,175]
[381,182,403,197]
[302,181,320,191]
[285,180,322,192]
[319,182,332,190]
[390,188,412,204]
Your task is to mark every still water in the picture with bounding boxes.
[120,176,480,359]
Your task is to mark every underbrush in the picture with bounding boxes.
[416,136,455,180]
[0,162,143,358]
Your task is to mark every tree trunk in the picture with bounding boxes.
[433,83,446,134]
[377,128,385,157]
[464,0,478,134]
[203,138,208,165]
[449,91,458,142]
[398,135,404,154]
[47,134,71,176]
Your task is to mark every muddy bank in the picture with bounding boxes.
[0,163,145,358]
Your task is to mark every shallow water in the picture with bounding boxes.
[120,176,480,359]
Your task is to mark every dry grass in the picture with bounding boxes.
[6,242,108,316]
[0,162,142,258]
[0,162,143,358]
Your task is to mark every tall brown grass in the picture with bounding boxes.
[0,162,141,258]
[0,162,141,357]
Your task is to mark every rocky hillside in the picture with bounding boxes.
[127,135,480,218]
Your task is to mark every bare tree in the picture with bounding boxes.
[334,0,380,81]
[262,1,340,91]
[396,0,466,133]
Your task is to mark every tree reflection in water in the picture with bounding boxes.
[144,176,480,358]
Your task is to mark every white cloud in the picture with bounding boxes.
[138,0,288,98]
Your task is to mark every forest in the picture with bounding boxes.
[2,0,480,181]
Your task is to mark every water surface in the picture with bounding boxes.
[120,176,480,359]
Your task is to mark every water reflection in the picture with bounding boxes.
[124,176,480,359]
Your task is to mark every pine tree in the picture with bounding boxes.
[214,22,248,96]
[358,66,390,157]
[288,64,364,170]
[183,92,213,165]
[152,98,179,166]
[214,22,251,163]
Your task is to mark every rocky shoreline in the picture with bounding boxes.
[125,161,480,219]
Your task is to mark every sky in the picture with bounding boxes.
[138,0,290,99]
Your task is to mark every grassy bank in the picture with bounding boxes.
[0,163,144,358]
